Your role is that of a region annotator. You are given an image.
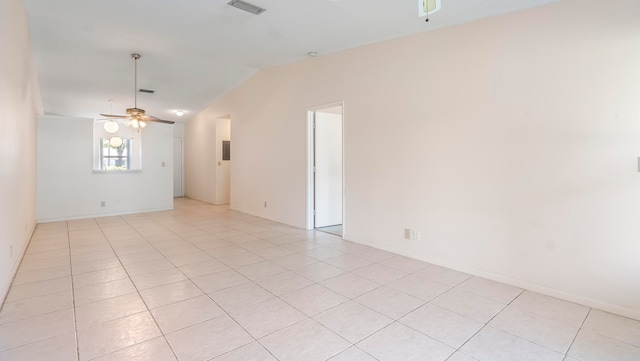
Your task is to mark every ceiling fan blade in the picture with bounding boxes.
[100,113,128,118]
[146,116,175,124]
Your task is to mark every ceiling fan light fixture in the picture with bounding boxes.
[104,120,119,134]
[127,118,147,131]
[109,136,123,148]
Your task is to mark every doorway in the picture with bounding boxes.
[173,137,183,197]
[215,116,231,205]
[307,103,344,235]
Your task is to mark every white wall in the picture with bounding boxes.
[186,0,640,320]
[173,122,185,139]
[37,115,174,221]
[0,0,42,301]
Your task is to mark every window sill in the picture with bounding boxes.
[92,169,143,174]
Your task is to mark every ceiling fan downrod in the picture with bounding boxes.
[98,53,175,127]
[132,53,141,109]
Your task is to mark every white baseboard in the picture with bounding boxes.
[1,222,36,308]
[37,207,174,223]
[343,232,640,322]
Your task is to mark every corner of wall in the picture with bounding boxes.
[0,222,37,305]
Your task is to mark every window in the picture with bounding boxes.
[99,138,131,170]
[93,122,141,172]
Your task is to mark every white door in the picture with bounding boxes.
[314,110,343,227]
[173,138,183,197]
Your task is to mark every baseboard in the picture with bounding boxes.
[229,206,304,229]
[37,206,175,223]
[0,222,36,310]
[343,232,640,322]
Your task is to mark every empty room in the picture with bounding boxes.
[1,0,639,360]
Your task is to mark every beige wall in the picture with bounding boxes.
[0,0,43,300]
[186,0,640,319]
[184,111,218,203]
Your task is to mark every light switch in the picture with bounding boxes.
[161,161,166,167]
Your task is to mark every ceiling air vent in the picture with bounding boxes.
[227,0,266,15]
[138,89,155,94]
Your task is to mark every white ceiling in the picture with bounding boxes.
[23,0,558,123]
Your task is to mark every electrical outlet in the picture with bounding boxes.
[101,201,106,207]
[404,228,421,240]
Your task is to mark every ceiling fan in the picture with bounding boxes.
[100,53,175,130]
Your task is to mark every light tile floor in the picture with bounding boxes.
[1,198,639,361]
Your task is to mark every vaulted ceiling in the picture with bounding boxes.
[23,0,557,123]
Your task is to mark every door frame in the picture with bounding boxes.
[306,101,345,231]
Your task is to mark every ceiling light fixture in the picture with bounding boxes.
[308,51,319,57]
[176,111,184,116]
[103,100,119,133]
[109,136,123,148]
[104,121,119,133]
[126,118,147,130]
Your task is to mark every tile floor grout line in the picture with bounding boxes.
[118,208,287,360]
[0,239,67,312]
[94,214,183,361]
[66,220,82,361]
[562,307,592,361]
[445,288,527,361]
[6,212,410,359]
[170,214,364,360]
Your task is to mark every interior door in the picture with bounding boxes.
[314,110,343,228]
